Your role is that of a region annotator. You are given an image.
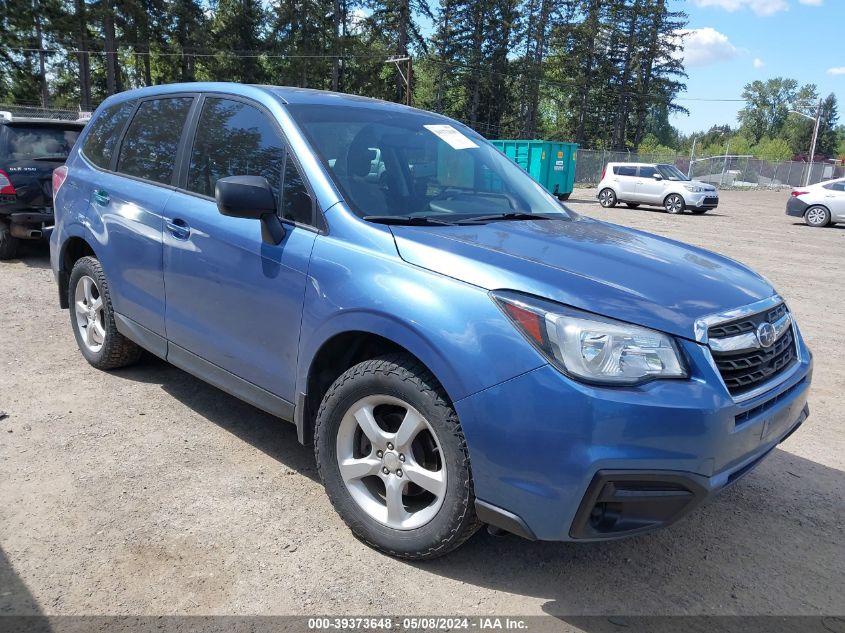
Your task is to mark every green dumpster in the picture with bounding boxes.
[490,140,578,200]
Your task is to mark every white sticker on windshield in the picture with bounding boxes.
[423,124,479,150]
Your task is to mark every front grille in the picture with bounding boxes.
[708,303,797,397]
[703,196,719,206]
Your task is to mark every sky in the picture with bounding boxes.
[674,0,844,134]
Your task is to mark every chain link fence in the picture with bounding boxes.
[574,149,843,188]
[0,103,87,121]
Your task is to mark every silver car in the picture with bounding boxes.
[597,162,719,214]
[786,177,845,227]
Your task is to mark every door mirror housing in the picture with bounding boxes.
[652,173,663,181]
[215,175,285,245]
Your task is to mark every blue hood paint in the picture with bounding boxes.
[391,216,774,340]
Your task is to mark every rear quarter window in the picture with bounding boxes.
[82,100,137,169]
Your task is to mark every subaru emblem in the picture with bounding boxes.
[756,322,776,348]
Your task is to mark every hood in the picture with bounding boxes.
[390,216,774,340]
[689,180,716,191]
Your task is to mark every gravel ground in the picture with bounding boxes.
[1,188,843,623]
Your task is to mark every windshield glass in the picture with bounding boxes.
[285,104,571,221]
[3,124,81,160]
[656,164,689,181]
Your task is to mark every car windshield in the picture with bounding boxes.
[285,104,572,222]
[3,124,81,161]
[656,164,689,181]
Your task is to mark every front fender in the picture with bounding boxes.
[298,233,546,405]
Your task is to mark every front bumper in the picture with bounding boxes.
[456,329,812,542]
[685,191,719,209]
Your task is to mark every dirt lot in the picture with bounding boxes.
[1,188,843,622]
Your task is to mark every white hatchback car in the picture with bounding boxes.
[786,177,845,227]
[597,162,719,214]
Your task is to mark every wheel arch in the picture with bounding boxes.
[296,318,467,446]
[57,232,98,309]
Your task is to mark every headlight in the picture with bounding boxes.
[683,184,703,193]
[492,291,687,385]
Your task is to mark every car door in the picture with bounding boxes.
[162,95,318,407]
[821,180,845,220]
[635,165,666,204]
[613,165,638,200]
[92,95,195,339]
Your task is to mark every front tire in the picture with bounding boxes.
[598,188,617,208]
[0,222,19,260]
[804,206,831,227]
[315,353,480,560]
[68,256,143,370]
[664,194,685,214]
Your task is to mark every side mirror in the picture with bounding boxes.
[215,175,285,245]
[653,173,663,180]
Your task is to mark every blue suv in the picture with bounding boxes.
[50,83,813,559]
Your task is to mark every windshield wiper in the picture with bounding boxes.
[454,212,560,224]
[363,215,456,226]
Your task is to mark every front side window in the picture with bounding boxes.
[638,166,658,179]
[285,104,571,221]
[187,98,285,198]
[281,157,313,224]
[82,100,136,168]
[657,164,690,181]
[117,97,193,184]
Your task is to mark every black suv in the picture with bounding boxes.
[0,114,85,259]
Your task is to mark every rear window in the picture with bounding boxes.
[82,100,137,169]
[116,97,193,184]
[3,124,81,161]
[614,165,636,176]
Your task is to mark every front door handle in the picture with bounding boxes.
[92,189,110,206]
[166,218,191,240]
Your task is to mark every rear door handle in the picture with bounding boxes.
[92,189,109,206]
[166,217,191,240]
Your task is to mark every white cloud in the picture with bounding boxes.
[828,66,845,75]
[694,0,789,16]
[753,57,765,69]
[675,28,741,67]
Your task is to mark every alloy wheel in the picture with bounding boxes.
[806,207,828,226]
[336,394,446,530]
[74,275,106,353]
[665,194,684,214]
[598,189,615,208]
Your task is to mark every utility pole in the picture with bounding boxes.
[790,101,823,186]
[806,99,823,186]
[687,136,697,178]
[386,56,412,106]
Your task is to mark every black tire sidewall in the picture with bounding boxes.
[805,206,830,227]
[665,194,684,214]
[599,188,617,207]
[315,358,476,558]
[0,222,19,260]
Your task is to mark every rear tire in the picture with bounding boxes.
[68,256,143,370]
[598,188,617,208]
[664,194,685,214]
[804,206,830,227]
[315,353,480,560]
[0,222,19,260]
[625,203,640,209]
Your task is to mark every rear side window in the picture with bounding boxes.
[614,165,636,176]
[823,181,845,192]
[117,97,193,184]
[638,166,658,178]
[82,100,136,168]
[186,98,285,198]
